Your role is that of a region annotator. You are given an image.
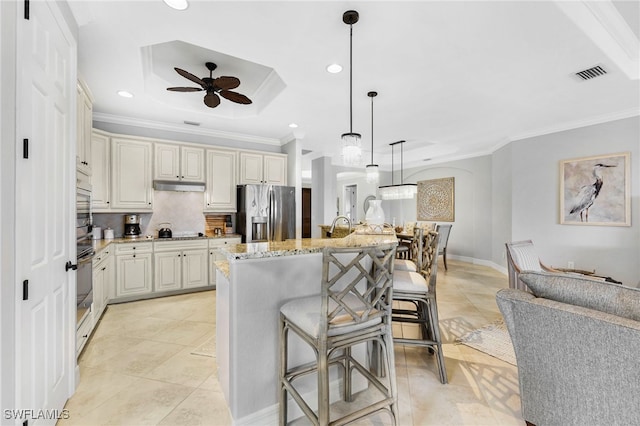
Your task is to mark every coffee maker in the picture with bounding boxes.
[124,214,141,239]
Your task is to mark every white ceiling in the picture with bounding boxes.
[68,0,639,173]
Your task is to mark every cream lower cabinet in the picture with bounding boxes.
[209,237,241,287]
[115,242,153,298]
[92,246,114,321]
[154,240,209,291]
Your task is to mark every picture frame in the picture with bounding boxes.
[560,152,630,226]
[417,177,455,222]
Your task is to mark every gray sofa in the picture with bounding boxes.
[496,271,640,426]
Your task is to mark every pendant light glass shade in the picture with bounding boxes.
[366,164,379,183]
[341,10,362,166]
[341,132,362,165]
[378,140,417,200]
[365,91,379,183]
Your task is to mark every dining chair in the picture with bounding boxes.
[435,224,452,270]
[392,230,448,384]
[279,243,398,425]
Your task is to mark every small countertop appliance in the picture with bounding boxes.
[124,214,141,239]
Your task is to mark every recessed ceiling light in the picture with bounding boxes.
[288,123,298,128]
[117,90,134,98]
[163,0,189,11]
[326,63,342,74]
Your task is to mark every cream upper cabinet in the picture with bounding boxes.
[76,81,93,178]
[154,143,205,182]
[91,130,111,211]
[205,149,237,212]
[239,151,287,185]
[111,137,153,211]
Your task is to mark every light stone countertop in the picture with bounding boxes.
[222,226,398,261]
[92,234,242,255]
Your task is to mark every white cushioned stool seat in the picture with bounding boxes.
[393,270,428,293]
[280,294,382,338]
[394,259,418,272]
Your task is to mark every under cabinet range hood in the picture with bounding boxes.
[153,180,205,192]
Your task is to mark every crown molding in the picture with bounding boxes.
[92,112,282,146]
[510,107,640,143]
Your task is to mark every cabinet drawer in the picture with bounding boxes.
[76,314,93,357]
[209,237,241,248]
[115,241,153,254]
[154,239,208,252]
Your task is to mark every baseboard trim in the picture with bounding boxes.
[448,255,507,276]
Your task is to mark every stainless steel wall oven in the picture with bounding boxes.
[76,185,94,324]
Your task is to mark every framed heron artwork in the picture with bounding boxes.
[560,152,630,226]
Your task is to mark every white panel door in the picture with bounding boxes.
[154,143,180,181]
[239,152,263,184]
[205,150,237,212]
[15,1,76,422]
[154,251,182,291]
[263,155,287,185]
[116,254,153,297]
[181,146,205,182]
[91,131,110,210]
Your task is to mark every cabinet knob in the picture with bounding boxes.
[106,201,110,204]
[133,254,136,258]
[176,175,179,178]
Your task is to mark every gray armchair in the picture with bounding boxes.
[497,271,640,426]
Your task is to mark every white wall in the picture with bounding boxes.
[382,156,494,261]
[507,116,639,286]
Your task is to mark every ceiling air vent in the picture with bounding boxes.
[575,65,607,81]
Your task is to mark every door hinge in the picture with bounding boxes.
[24,0,29,20]
[23,139,28,159]
[22,280,28,301]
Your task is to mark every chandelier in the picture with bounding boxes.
[378,140,417,200]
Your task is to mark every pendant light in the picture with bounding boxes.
[341,10,362,166]
[365,91,379,183]
[378,140,418,200]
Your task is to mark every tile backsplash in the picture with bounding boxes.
[93,190,233,238]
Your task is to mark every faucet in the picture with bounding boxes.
[327,215,351,238]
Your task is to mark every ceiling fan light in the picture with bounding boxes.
[341,132,362,166]
[163,0,188,10]
[365,164,379,183]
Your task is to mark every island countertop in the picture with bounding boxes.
[223,228,398,260]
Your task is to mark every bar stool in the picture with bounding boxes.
[392,230,448,384]
[394,227,423,273]
[279,243,398,425]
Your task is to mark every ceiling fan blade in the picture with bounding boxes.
[175,67,206,88]
[220,90,252,105]
[214,76,240,90]
[167,87,203,92]
[204,92,221,108]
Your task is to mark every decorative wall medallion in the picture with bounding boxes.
[417,177,455,222]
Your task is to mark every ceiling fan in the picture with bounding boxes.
[167,62,252,108]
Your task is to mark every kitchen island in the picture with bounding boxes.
[215,230,397,425]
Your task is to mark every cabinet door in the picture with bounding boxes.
[239,152,263,184]
[76,83,92,177]
[154,143,180,181]
[263,155,287,185]
[183,249,208,288]
[181,146,205,182]
[205,149,237,212]
[111,138,153,210]
[103,253,115,307]
[92,263,104,322]
[154,251,182,291]
[116,253,153,297]
[91,131,111,210]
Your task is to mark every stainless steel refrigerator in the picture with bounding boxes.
[237,184,296,243]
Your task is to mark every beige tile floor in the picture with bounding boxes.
[60,259,523,426]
